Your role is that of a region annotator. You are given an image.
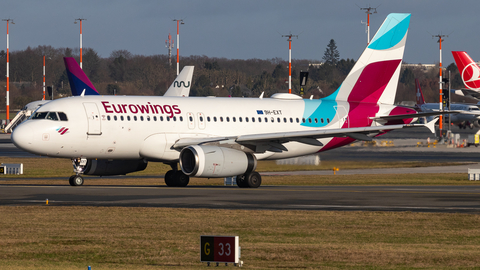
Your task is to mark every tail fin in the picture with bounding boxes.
[325,13,410,105]
[452,51,480,91]
[164,66,194,97]
[64,57,99,96]
[415,78,425,105]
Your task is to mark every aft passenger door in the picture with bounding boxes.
[83,102,102,135]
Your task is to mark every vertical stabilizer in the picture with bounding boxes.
[415,78,426,105]
[324,13,410,105]
[164,66,194,97]
[64,57,99,96]
[452,51,480,91]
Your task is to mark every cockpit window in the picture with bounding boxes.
[46,112,58,121]
[32,112,48,120]
[31,111,68,121]
[469,107,480,111]
[58,112,68,121]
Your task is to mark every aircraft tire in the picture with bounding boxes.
[246,172,261,188]
[175,171,190,187]
[236,175,248,188]
[164,170,176,187]
[71,175,84,186]
[68,175,75,186]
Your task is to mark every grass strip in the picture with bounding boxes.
[1,206,480,269]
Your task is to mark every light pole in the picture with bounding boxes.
[74,18,86,69]
[433,34,447,138]
[43,56,46,100]
[173,19,184,75]
[281,33,298,94]
[3,18,14,123]
[360,5,377,45]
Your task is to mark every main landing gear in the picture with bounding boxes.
[164,163,190,187]
[236,171,262,188]
[69,158,86,186]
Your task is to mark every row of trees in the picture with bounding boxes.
[0,40,469,111]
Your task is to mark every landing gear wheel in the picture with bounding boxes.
[175,171,190,187]
[69,175,84,186]
[246,172,262,188]
[236,174,248,188]
[164,170,176,187]
[68,175,75,186]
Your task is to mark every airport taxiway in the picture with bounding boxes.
[1,184,480,213]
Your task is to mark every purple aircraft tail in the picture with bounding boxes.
[64,57,99,96]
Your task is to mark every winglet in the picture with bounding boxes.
[64,57,99,96]
[424,118,437,134]
[164,66,194,97]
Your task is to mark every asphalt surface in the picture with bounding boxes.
[1,184,480,214]
[2,126,480,213]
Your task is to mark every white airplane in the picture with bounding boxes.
[4,58,193,133]
[13,13,432,188]
[415,78,480,128]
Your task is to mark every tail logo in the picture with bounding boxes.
[462,62,480,90]
[173,81,191,88]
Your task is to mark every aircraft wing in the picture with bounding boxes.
[452,88,480,101]
[172,121,435,152]
[372,111,464,121]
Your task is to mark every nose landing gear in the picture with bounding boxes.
[69,158,87,186]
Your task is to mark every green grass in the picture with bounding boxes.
[2,157,480,269]
[1,206,480,269]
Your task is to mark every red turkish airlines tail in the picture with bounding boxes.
[452,51,480,91]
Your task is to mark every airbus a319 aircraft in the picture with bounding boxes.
[13,13,432,188]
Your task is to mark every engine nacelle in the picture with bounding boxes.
[474,120,480,128]
[83,159,148,176]
[179,145,256,178]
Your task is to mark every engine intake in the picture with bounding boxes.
[83,159,148,176]
[179,145,256,178]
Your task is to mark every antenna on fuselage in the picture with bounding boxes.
[81,89,86,97]
[259,92,264,99]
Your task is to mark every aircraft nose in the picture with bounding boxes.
[11,124,33,151]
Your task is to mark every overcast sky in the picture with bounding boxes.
[0,0,478,66]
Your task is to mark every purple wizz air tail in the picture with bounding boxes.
[64,57,100,96]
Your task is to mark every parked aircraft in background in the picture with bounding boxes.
[4,59,193,133]
[415,78,480,128]
[13,13,434,188]
[66,57,194,97]
[451,51,480,101]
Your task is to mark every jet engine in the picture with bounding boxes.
[83,159,148,176]
[179,145,256,178]
[474,120,480,128]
